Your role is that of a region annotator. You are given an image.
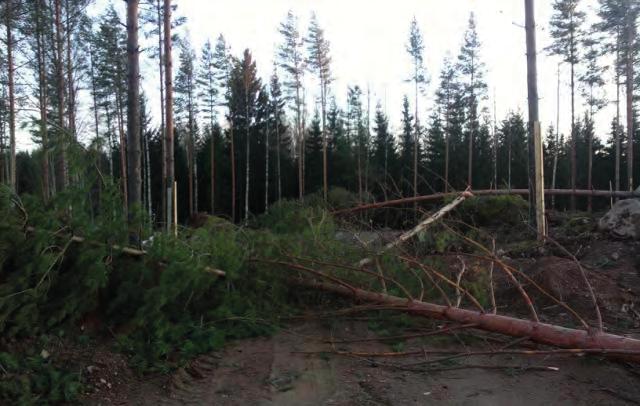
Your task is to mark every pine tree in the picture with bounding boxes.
[548,0,585,208]
[277,11,305,200]
[457,12,487,187]
[406,17,427,199]
[305,12,332,201]
[126,0,142,225]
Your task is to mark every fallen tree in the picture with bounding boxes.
[333,189,640,215]
[296,278,640,362]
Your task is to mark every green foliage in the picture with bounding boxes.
[456,195,529,227]
[0,351,82,405]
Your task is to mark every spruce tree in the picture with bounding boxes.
[175,38,199,216]
[372,102,395,194]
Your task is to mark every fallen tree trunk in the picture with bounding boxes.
[297,279,640,362]
[333,189,640,215]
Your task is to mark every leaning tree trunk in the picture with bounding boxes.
[126,0,142,222]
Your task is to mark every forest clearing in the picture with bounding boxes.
[1,0,640,404]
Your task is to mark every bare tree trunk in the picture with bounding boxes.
[587,89,594,213]
[210,124,215,214]
[65,0,76,141]
[230,120,236,222]
[321,82,328,202]
[569,31,577,211]
[35,0,50,200]
[493,90,498,189]
[164,0,175,232]
[54,0,68,192]
[6,0,16,192]
[105,104,114,177]
[296,86,303,201]
[414,63,419,204]
[265,110,270,212]
[144,129,152,218]
[156,0,167,224]
[625,11,635,191]
[127,0,142,223]
[276,103,282,202]
[244,94,251,223]
[551,63,561,209]
[116,92,128,211]
[525,0,545,238]
[615,39,621,195]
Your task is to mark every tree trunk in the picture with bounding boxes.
[6,0,16,192]
[156,0,167,225]
[322,81,328,202]
[525,0,545,238]
[625,11,635,191]
[414,63,419,203]
[265,110,270,212]
[615,37,621,195]
[126,0,142,223]
[54,0,68,192]
[210,120,215,215]
[230,120,236,222]
[276,103,282,202]
[65,0,76,141]
[164,0,175,232]
[551,63,561,209]
[244,94,251,223]
[570,31,577,211]
[35,0,50,200]
[298,279,640,361]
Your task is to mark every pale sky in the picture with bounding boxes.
[19,0,617,150]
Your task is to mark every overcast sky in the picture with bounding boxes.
[60,0,616,150]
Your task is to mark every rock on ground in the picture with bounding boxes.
[599,199,640,239]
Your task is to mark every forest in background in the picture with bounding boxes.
[0,0,638,224]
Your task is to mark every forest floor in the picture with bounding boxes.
[60,211,640,406]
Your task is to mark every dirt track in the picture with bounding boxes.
[88,320,639,406]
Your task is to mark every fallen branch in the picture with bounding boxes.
[23,226,227,277]
[294,278,640,362]
[359,190,471,267]
[333,189,640,215]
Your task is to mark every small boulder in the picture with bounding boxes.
[598,199,640,239]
